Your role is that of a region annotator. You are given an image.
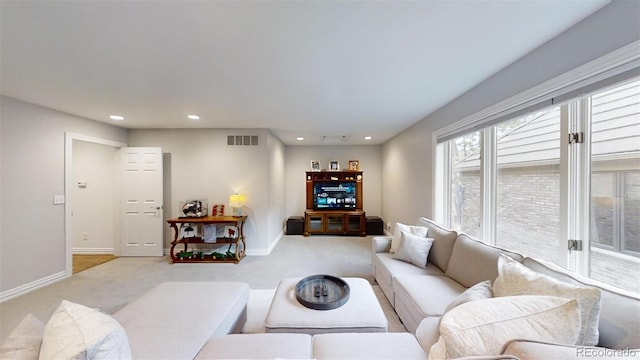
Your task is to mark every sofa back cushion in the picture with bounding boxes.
[417,218,457,272]
[523,257,640,349]
[445,234,524,288]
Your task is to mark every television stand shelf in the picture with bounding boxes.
[304,210,366,236]
[167,216,247,263]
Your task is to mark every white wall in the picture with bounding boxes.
[0,96,128,294]
[285,145,382,218]
[127,128,286,254]
[71,141,118,253]
[266,132,286,251]
[381,0,640,230]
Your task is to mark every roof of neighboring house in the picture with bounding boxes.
[456,79,640,170]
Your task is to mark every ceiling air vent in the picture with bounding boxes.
[227,135,259,147]
[322,135,348,144]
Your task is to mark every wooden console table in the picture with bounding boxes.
[167,216,247,264]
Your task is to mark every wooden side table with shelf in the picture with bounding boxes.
[167,216,247,264]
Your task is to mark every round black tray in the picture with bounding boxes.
[295,275,350,310]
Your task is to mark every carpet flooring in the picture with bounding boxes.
[1,235,406,342]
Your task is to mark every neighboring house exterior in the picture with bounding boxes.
[451,78,640,292]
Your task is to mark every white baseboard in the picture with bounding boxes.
[0,271,67,303]
[72,247,115,254]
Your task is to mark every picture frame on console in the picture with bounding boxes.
[329,160,340,171]
[310,160,320,172]
[349,160,359,171]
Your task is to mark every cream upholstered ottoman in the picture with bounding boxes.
[313,333,428,359]
[113,282,249,360]
[264,277,388,334]
[195,333,313,359]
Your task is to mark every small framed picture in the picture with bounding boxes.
[329,160,340,171]
[348,160,359,171]
[310,160,320,171]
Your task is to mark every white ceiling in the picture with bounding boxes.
[1,1,609,145]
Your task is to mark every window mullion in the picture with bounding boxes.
[481,128,496,245]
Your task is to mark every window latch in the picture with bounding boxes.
[568,239,583,251]
[568,132,584,144]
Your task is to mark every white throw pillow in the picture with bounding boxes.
[392,231,433,269]
[391,223,428,253]
[39,300,131,360]
[493,254,602,346]
[444,280,493,313]
[428,295,581,359]
[0,314,44,360]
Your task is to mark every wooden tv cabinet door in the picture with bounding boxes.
[304,210,365,236]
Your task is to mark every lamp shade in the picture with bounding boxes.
[229,194,246,208]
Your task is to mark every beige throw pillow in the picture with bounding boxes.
[392,231,433,269]
[39,300,131,360]
[493,254,602,346]
[0,314,44,360]
[444,280,493,313]
[391,223,428,253]
[429,295,581,359]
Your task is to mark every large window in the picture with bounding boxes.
[438,77,640,294]
[495,108,561,263]
[448,132,481,238]
[589,79,640,293]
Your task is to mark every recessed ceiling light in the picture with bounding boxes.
[364,136,372,140]
[187,114,200,120]
[296,137,304,141]
[109,115,124,121]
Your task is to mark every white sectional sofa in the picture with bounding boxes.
[372,217,640,359]
[3,218,639,359]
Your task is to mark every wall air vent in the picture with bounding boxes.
[227,135,259,147]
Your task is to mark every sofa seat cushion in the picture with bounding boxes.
[445,233,524,288]
[373,253,444,307]
[393,275,465,333]
[524,257,640,350]
[195,333,312,359]
[312,333,427,359]
[113,282,250,360]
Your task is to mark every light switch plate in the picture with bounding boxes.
[53,195,65,205]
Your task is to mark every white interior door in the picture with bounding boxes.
[120,147,163,256]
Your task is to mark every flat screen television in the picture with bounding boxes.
[313,182,357,210]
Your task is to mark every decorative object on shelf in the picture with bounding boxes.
[310,160,320,172]
[329,160,340,171]
[181,199,208,218]
[180,223,198,238]
[349,160,359,171]
[203,224,217,243]
[229,194,246,216]
[211,204,225,217]
[224,225,238,238]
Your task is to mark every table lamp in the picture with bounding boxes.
[229,194,246,217]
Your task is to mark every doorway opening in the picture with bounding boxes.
[64,133,126,277]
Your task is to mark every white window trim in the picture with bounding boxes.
[433,40,640,144]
